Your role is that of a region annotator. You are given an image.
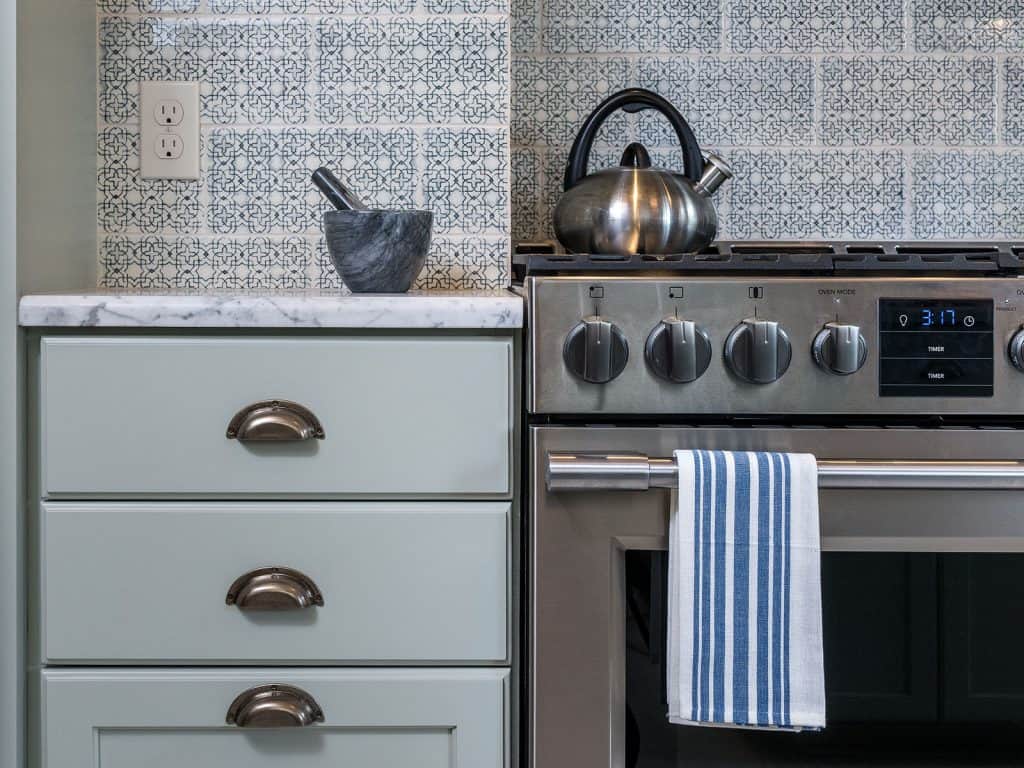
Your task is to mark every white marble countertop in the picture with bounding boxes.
[18,289,524,329]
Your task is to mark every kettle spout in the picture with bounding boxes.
[693,153,733,197]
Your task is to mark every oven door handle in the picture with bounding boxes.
[546,452,1024,491]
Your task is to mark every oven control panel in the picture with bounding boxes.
[878,299,994,397]
[528,276,1023,415]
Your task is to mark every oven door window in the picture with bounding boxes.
[625,551,1024,766]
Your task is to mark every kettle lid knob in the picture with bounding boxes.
[619,142,651,169]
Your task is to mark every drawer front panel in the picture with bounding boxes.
[42,502,508,664]
[41,336,513,497]
[40,668,508,768]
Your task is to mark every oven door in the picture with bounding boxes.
[529,425,1024,768]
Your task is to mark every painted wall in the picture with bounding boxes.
[1,0,21,760]
[512,1,1024,245]
[96,0,510,291]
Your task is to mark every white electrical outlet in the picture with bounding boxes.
[155,134,184,160]
[154,99,184,126]
[140,81,200,180]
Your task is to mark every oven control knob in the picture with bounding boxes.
[812,322,867,375]
[1009,328,1024,371]
[645,318,712,383]
[563,316,629,383]
[724,318,792,384]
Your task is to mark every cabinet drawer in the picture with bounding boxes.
[41,501,508,664]
[40,336,513,497]
[39,668,508,768]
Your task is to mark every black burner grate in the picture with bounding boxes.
[519,241,1024,277]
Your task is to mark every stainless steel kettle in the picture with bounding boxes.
[552,88,732,256]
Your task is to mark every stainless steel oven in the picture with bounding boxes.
[531,426,1024,767]
[524,243,1024,768]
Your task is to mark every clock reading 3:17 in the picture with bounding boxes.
[879,299,993,333]
[919,308,956,327]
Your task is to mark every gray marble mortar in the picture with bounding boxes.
[324,209,433,293]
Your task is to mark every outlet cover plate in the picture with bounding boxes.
[140,81,200,180]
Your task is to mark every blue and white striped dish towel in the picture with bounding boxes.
[668,450,826,731]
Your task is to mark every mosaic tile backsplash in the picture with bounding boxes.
[99,0,1024,291]
[97,2,510,290]
[512,0,1024,245]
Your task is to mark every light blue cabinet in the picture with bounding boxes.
[41,336,514,498]
[39,668,509,768]
[42,501,509,664]
[33,332,517,768]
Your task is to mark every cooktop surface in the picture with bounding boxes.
[520,241,1024,276]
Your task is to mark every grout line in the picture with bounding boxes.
[95,5,104,276]
[812,54,821,147]
[719,0,728,54]
[513,49,1018,60]
[413,127,427,209]
[996,57,1006,144]
[535,0,545,53]
[306,3,318,132]
[101,120,512,131]
[99,231,510,240]
[904,0,912,53]
[98,11,513,20]
[903,148,914,240]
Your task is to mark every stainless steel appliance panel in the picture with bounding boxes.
[528,276,1024,415]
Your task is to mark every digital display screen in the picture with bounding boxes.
[878,299,993,333]
[878,299,993,397]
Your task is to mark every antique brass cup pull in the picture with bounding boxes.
[225,567,324,611]
[226,684,324,728]
[226,400,325,442]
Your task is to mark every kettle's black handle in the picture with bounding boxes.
[563,88,704,191]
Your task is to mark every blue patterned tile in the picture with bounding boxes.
[911,151,1024,238]
[913,1,1024,51]
[100,236,312,290]
[820,57,996,146]
[1005,59,1024,144]
[98,127,202,235]
[420,0,509,11]
[720,150,905,239]
[542,0,720,53]
[512,143,643,245]
[312,0,415,10]
[424,128,509,235]
[512,0,540,54]
[207,127,419,235]
[637,57,814,146]
[316,17,508,127]
[99,16,310,125]
[315,238,350,291]
[420,237,510,289]
[532,145,575,244]
[210,0,310,11]
[98,0,199,12]
[512,147,543,244]
[310,0,508,12]
[729,0,904,52]
[512,56,635,147]
[316,235,509,290]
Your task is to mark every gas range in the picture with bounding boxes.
[525,241,1024,768]
[525,241,1024,417]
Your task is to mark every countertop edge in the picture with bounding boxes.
[18,292,525,330]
